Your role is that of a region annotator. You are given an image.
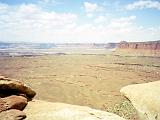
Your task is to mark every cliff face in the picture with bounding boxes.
[118,41,160,50]
[116,41,160,57]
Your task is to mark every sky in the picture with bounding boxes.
[0,0,160,43]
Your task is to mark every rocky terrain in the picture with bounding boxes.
[0,76,36,120]
[116,41,160,57]
[121,81,160,120]
[1,75,160,120]
[1,54,160,119]
[24,100,126,120]
[118,41,160,50]
[0,76,125,120]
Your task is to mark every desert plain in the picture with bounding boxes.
[0,52,160,119]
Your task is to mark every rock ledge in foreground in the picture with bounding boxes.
[24,99,126,120]
[120,81,160,120]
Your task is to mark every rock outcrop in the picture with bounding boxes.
[0,95,27,112]
[120,81,160,120]
[0,76,36,99]
[4,74,160,120]
[0,76,36,120]
[24,99,125,120]
[116,40,160,56]
[0,75,126,120]
[0,109,26,120]
[118,41,160,50]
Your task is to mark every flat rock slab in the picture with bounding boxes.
[120,81,160,120]
[24,100,125,120]
[0,77,36,99]
[0,109,26,120]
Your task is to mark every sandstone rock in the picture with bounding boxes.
[120,81,160,120]
[116,41,160,57]
[0,77,36,99]
[24,99,125,120]
[0,109,26,120]
[0,95,27,112]
[118,41,160,50]
[0,76,6,79]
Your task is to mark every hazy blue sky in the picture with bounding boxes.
[0,0,160,43]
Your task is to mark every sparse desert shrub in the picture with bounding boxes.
[106,100,138,120]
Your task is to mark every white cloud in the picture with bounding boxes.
[84,2,99,13]
[0,3,77,42]
[83,2,104,17]
[94,16,106,23]
[47,15,160,43]
[126,0,160,10]
[0,3,160,43]
[109,16,136,28]
[0,2,9,12]
[86,13,93,18]
[38,0,62,5]
[40,0,54,3]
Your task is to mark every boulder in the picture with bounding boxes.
[24,99,126,120]
[0,95,27,112]
[120,81,160,120]
[0,109,26,120]
[0,77,36,99]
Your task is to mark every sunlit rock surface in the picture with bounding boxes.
[24,99,125,120]
[121,81,160,120]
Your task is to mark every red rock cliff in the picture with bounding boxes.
[118,41,160,50]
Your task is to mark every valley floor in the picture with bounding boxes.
[0,54,160,119]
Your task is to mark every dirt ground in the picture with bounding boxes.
[0,54,160,119]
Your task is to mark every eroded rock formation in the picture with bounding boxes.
[0,76,36,99]
[120,81,160,120]
[0,76,36,120]
[0,95,27,113]
[118,41,160,50]
[116,41,160,56]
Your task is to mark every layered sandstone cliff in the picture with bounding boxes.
[116,40,160,57]
[118,41,160,50]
